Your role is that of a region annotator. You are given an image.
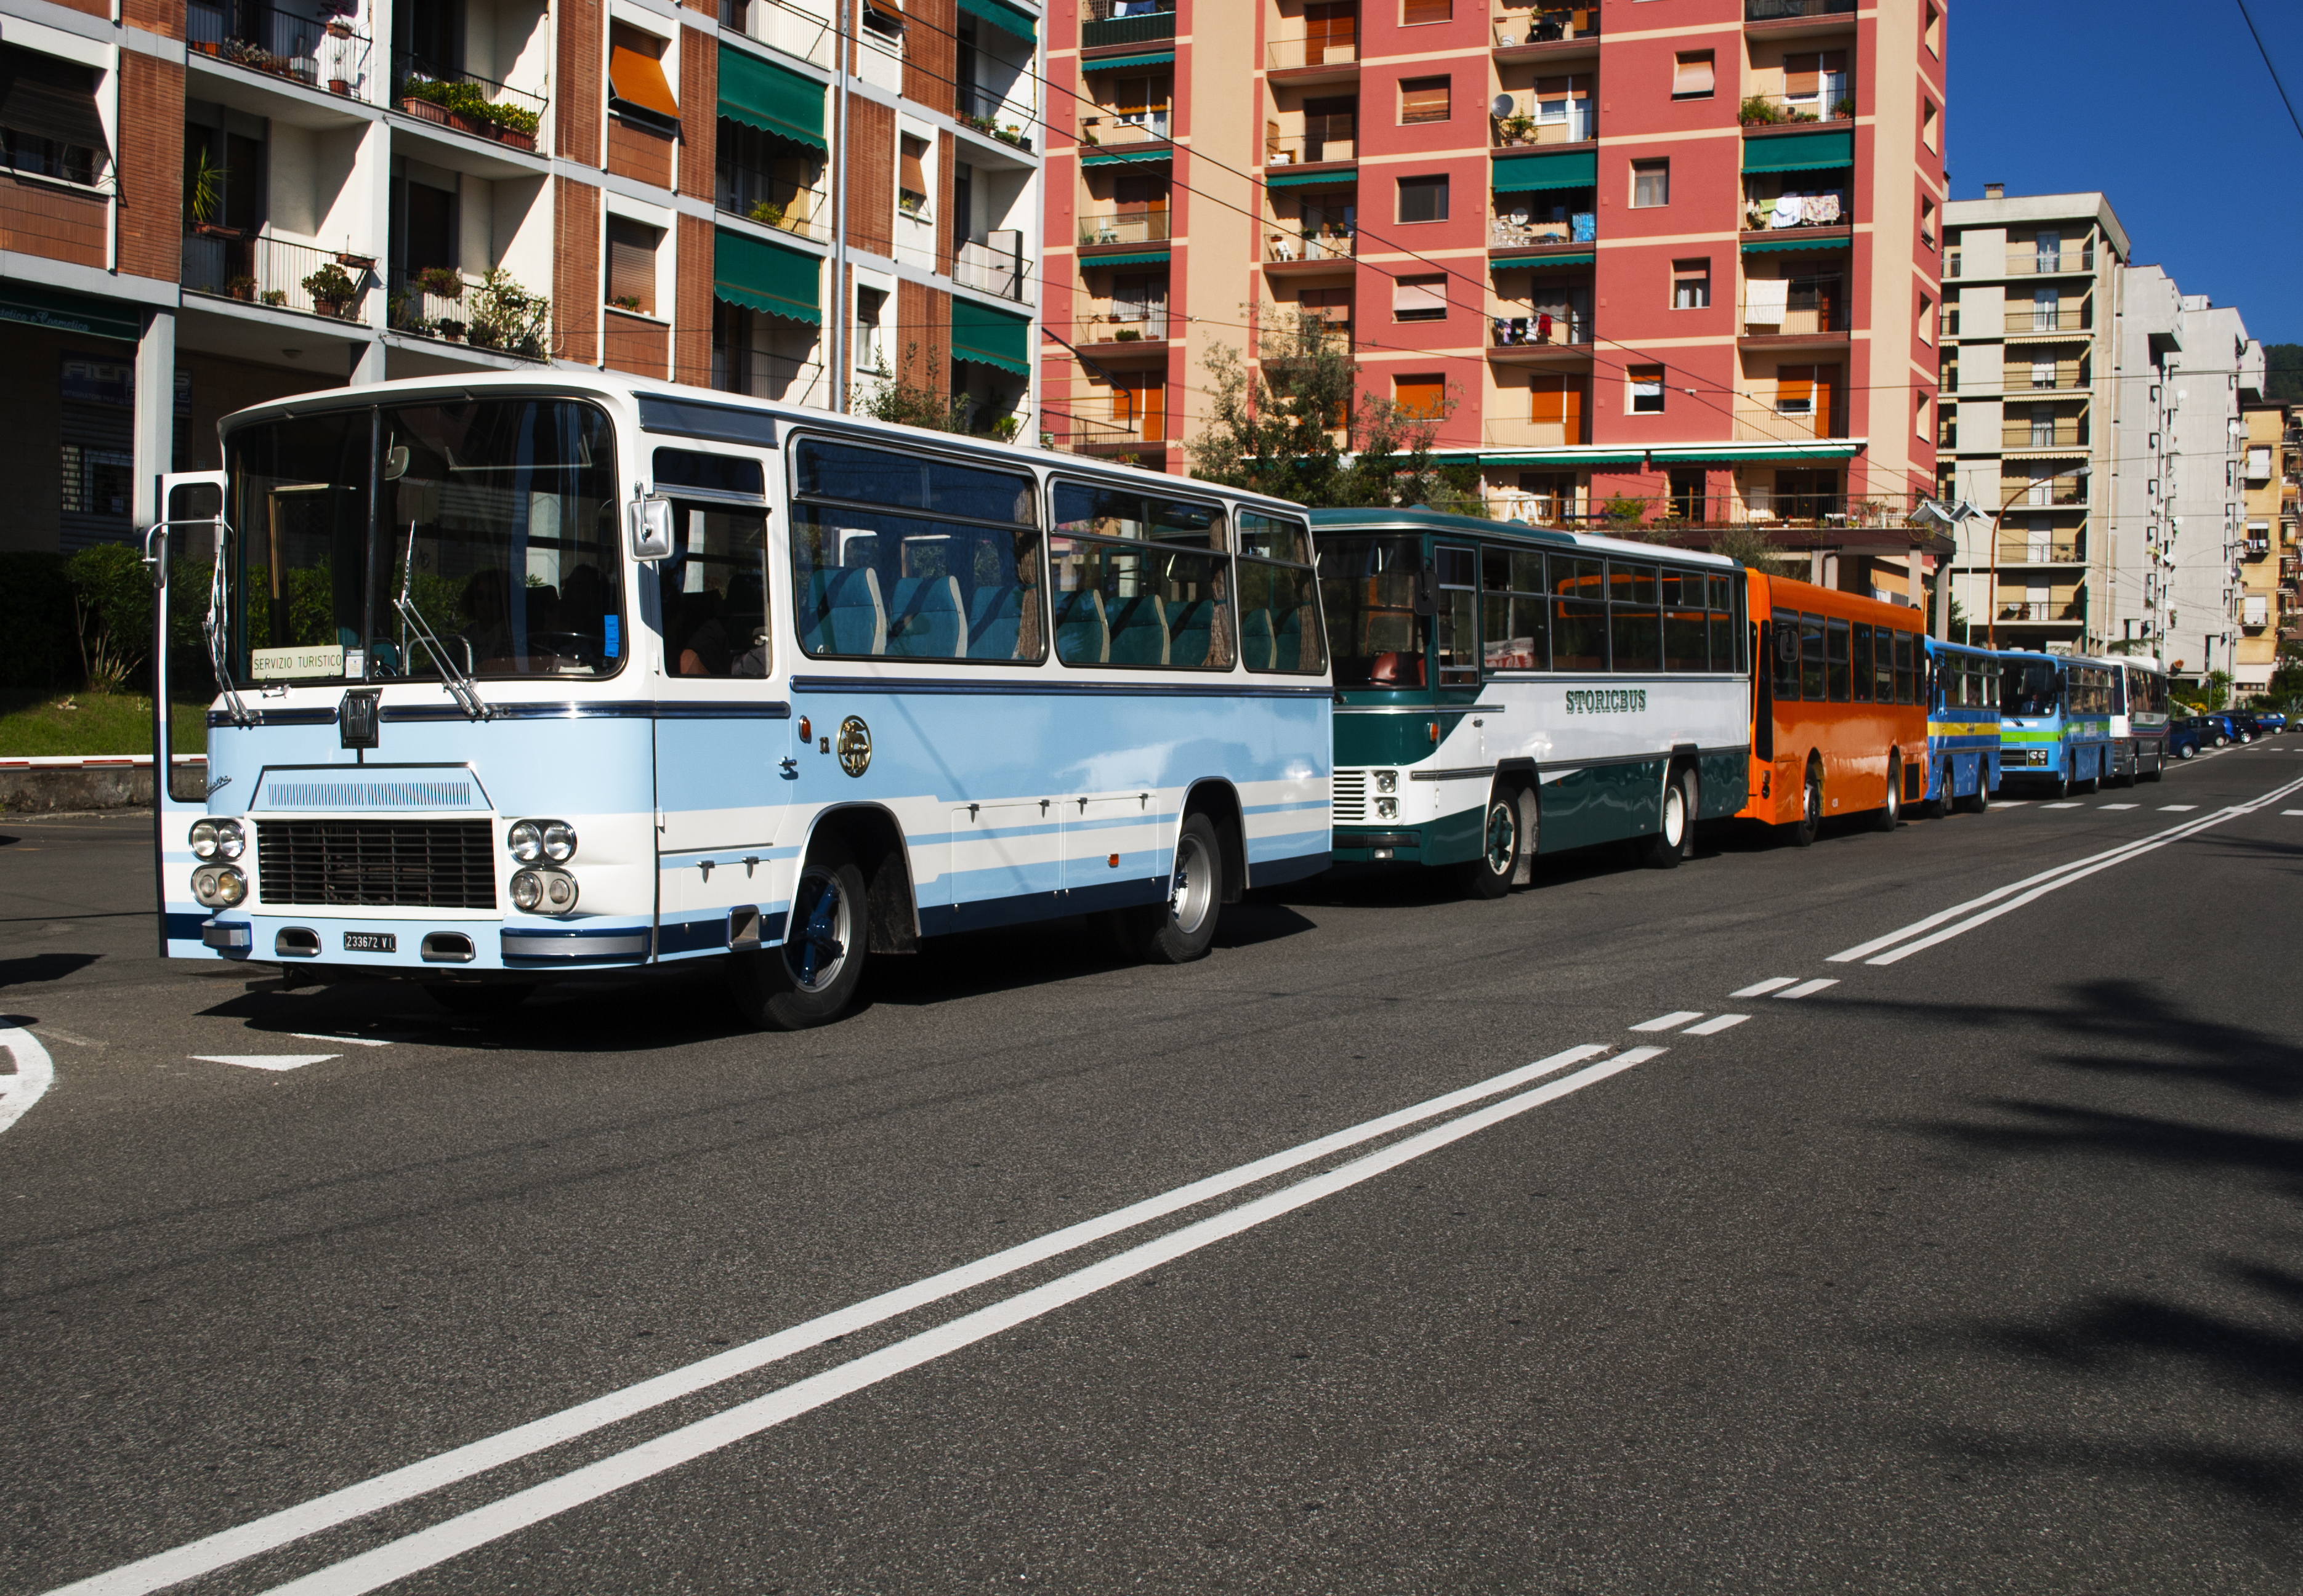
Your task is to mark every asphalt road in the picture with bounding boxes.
[4,742,2301,1595]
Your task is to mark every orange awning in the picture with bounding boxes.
[609,38,680,121]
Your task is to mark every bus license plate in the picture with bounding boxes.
[343,932,397,953]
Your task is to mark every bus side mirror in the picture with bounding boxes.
[1412,566,1437,617]
[1775,626,1798,664]
[628,494,674,562]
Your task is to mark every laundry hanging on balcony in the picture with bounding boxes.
[1743,278,1789,325]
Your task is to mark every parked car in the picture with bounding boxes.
[2253,710,2287,733]
[2175,714,2231,748]
[2167,719,2206,760]
[2223,711,2262,743]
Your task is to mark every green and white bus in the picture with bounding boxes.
[1312,508,1752,895]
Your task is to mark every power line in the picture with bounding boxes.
[2236,0,2303,145]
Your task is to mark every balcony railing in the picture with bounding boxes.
[1491,7,1600,46]
[1491,311,1586,347]
[1999,538,2085,563]
[1739,292,1849,336]
[1737,94,1855,126]
[2005,245,2094,275]
[1081,116,1171,148]
[1490,214,1594,248]
[719,178,834,242]
[2003,421,2089,449]
[1743,191,1849,232]
[1745,0,1855,18]
[188,0,374,102]
[719,0,838,71]
[1490,491,1923,530]
[2006,306,2091,333]
[393,54,547,150]
[1078,310,1169,344]
[1998,478,2089,507]
[953,232,1028,302]
[1043,410,1146,454]
[1265,116,1357,166]
[1078,211,1172,246]
[1083,0,1176,49]
[1996,600,2082,623]
[955,87,1036,152]
[1267,35,1358,70]
[1490,104,1594,146]
[184,229,373,321]
[1263,228,1357,263]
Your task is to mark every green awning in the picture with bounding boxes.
[1492,249,1594,267]
[1265,166,1354,188]
[714,228,821,325]
[1740,129,1852,172]
[1083,49,1172,71]
[1080,249,1170,267]
[1741,235,1849,254]
[950,297,1031,374]
[1082,147,1171,166]
[0,283,139,343]
[718,44,827,150]
[1491,150,1595,192]
[956,0,1037,43]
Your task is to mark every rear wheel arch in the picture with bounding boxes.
[1182,778,1246,903]
[805,802,918,954]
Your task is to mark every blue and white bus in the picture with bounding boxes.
[2094,653,2171,783]
[1997,650,2115,797]
[1921,636,2003,814]
[147,374,1333,1028]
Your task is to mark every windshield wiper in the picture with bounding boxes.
[392,518,490,720]
[204,531,253,727]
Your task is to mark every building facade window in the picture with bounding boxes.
[606,217,660,314]
[1397,174,1448,222]
[1631,159,1668,208]
[1394,373,1445,418]
[1672,259,1709,308]
[1671,52,1714,100]
[1402,0,1450,24]
[1392,273,1447,321]
[898,135,930,216]
[1400,76,1450,124]
[1629,365,1664,414]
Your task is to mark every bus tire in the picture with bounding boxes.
[1784,762,1822,848]
[1640,765,1696,869]
[2144,752,2166,779]
[728,835,867,1030]
[1961,770,1991,813]
[2047,762,2070,800]
[426,981,534,1015]
[1461,783,1522,898]
[1873,754,1902,831]
[1115,812,1223,964]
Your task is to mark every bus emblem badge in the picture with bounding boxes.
[836,715,873,777]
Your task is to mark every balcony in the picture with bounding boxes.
[184,230,374,322]
[1262,227,1357,264]
[1488,490,1923,531]
[188,0,376,103]
[1267,35,1358,71]
[955,87,1035,155]
[1742,189,1849,233]
[1076,309,1170,345]
[718,0,838,71]
[1083,0,1176,50]
[385,267,549,358]
[1265,115,1357,168]
[954,232,1028,302]
[2006,305,2092,334]
[1997,475,2089,508]
[1491,6,1599,47]
[393,55,546,153]
[1745,0,1855,18]
[1490,103,1593,148]
[1998,537,2086,564]
[1490,310,1587,349]
[1081,116,1171,150]
[1739,285,1849,339]
[1489,214,1594,251]
[1077,211,1172,247]
[719,160,833,242]
[2002,420,2089,449]
[1737,94,1855,127]
[1043,410,1147,454]
[2003,245,2095,276]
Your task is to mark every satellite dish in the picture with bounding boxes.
[1491,94,1516,119]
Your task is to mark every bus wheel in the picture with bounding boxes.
[1784,764,1822,848]
[1640,766,1696,869]
[426,982,534,1015]
[1461,784,1521,898]
[729,835,867,1030]
[1115,812,1224,964]
[2047,762,2070,800]
[2144,752,2166,780]
[1873,755,1902,831]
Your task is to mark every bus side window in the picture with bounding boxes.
[1890,631,1911,704]
[1434,544,1479,685]
[663,506,769,677]
[1850,622,1873,703]
[1823,615,1850,702]
[1772,612,1801,701]
[1480,544,1547,672]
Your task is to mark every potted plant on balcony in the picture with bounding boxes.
[185,150,238,238]
[225,273,257,301]
[435,318,467,341]
[302,261,360,318]
[1499,111,1535,147]
[466,267,551,357]
[418,265,463,300]
[400,78,450,123]
[1738,95,1780,127]
[261,289,286,307]
[1832,95,1853,119]
[748,198,787,228]
[609,294,642,313]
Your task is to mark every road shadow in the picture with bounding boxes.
[0,952,102,990]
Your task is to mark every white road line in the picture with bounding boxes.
[2283,810,2303,817]
[286,1034,398,1048]
[1868,775,2303,967]
[0,1026,56,1137]
[192,1055,341,1072]
[2099,804,2138,810]
[1630,1012,1703,1033]
[1682,1014,1751,1036]
[1730,977,1799,997]
[252,1047,1670,1596]
[48,1042,1618,1596]
[1993,800,2030,808]
[1775,979,1839,1000]
[2042,801,2084,809]
[2160,805,2198,812]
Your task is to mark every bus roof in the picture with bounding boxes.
[1307,506,1736,568]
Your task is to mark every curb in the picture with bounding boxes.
[0,756,206,813]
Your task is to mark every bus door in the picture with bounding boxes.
[150,472,228,958]
[648,483,787,957]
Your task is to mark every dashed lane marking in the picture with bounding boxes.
[1730,977,1799,998]
[1683,1014,1751,1036]
[1775,978,1839,1000]
[287,1033,398,1048]
[1994,800,2031,808]
[1630,1011,1703,1033]
[2160,805,2198,812]
[2284,810,2303,816]
[2043,802,2084,809]
[192,1055,341,1072]
[2099,803,2139,810]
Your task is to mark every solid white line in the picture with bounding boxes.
[1775,978,1838,1000]
[286,1033,398,1048]
[1629,1011,1702,1033]
[0,1026,55,1137]
[2160,805,2196,812]
[1730,977,1798,997]
[1682,1014,1751,1036]
[2284,810,2303,816]
[256,1048,1670,1596]
[47,1043,1615,1596]
[192,1055,340,1073]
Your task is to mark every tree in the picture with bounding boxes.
[1187,308,1485,514]
[857,344,974,433]
[1705,525,1802,577]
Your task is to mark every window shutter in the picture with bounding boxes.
[1810,364,1837,437]
[0,46,109,159]
[1784,54,1820,98]
[899,137,927,195]
[1402,0,1450,23]
[607,219,657,313]
[1400,76,1450,123]
[1672,52,1714,96]
[1820,49,1847,73]
[1776,364,1813,411]
[1392,275,1446,318]
[1395,374,1444,417]
[607,25,680,121]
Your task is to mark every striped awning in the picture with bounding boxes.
[1083,49,1173,71]
[1265,166,1354,188]
[714,228,821,325]
[1080,249,1170,267]
[1491,149,1596,192]
[956,0,1037,44]
[1741,235,1850,254]
[1740,129,1853,172]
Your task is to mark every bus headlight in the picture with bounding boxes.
[1376,797,1399,820]
[541,821,578,862]
[190,819,219,858]
[510,867,579,916]
[192,865,247,908]
[214,819,244,859]
[508,820,544,862]
[1374,770,1398,793]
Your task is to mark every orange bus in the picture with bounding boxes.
[1740,570,1930,844]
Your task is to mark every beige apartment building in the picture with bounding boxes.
[2236,398,2292,691]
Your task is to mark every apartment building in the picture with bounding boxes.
[0,0,1043,556]
[1040,0,1947,599]
[2236,396,2289,691]
[1936,188,2126,654]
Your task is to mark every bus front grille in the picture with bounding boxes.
[256,820,498,909]
[1333,770,1367,823]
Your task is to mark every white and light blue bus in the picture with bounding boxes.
[147,374,1333,1027]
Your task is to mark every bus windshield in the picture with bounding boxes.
[1317,534,1422,687]
[220,398,623,685]
[2003,661,2059,717]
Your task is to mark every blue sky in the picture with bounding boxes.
[1950,0,2303,344]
